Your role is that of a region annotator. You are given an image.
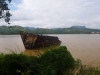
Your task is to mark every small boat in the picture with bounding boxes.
[20,31,61,49]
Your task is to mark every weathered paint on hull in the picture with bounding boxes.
[20,32,61,49]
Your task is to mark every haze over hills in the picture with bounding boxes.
[70,26,86,29]
[25,26,36,30]
[25,26,94,30]
[0,25,100,34]
[24,26,88,30]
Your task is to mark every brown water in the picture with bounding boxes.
[0,34,100,66]
[0,35,25,54]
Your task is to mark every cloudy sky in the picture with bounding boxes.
[0,0,100,29]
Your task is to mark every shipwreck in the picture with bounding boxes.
[20,32,61,49]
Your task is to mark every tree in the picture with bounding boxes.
[0,0,12,24]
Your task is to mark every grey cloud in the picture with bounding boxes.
[0,0,100,29]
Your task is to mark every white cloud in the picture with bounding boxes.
[0,0,100,29]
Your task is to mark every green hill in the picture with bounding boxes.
[0,25,100,34]
[0,25,30,35]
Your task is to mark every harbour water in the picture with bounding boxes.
[0,34,100,66]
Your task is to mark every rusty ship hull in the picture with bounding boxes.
[20,32,61,49]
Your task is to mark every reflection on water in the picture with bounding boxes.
[24,49,44,56]
[0,34,100,66]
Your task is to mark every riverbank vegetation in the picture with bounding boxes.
[0,25,100,34]
[0,46,100,75]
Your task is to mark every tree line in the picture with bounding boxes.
[0,25,100,35]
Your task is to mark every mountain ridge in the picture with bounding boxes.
[0,25,100,34]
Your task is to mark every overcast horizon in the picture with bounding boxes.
[0,0,100,29]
